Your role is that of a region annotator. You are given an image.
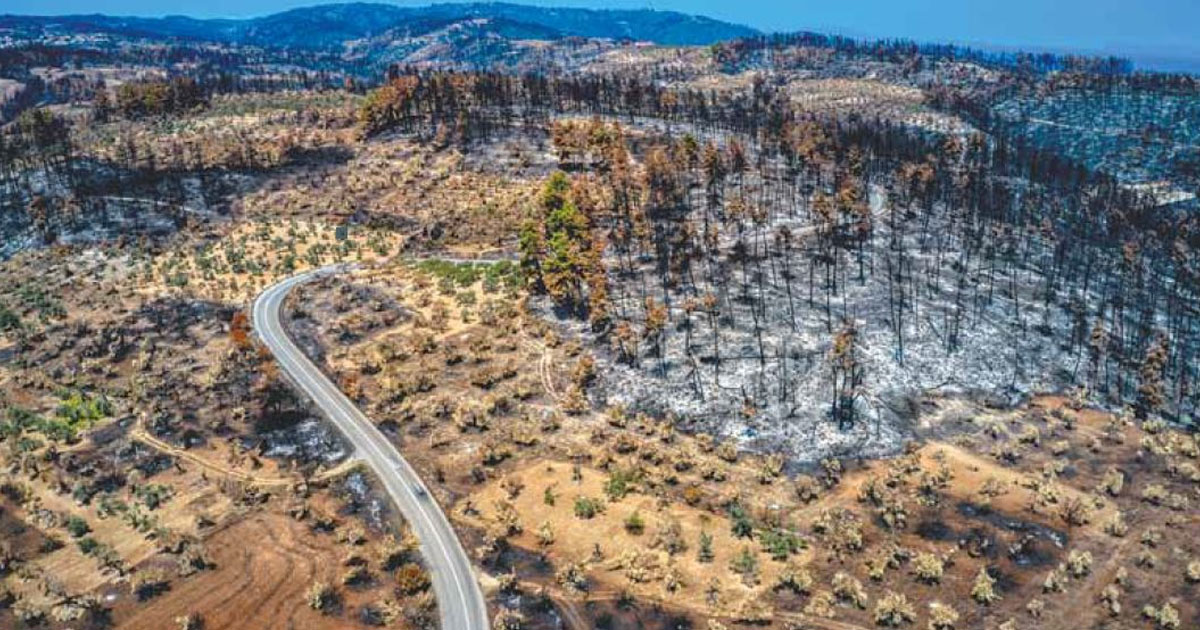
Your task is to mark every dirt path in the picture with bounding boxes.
[518,581,589,630]
[518,336,561,404]
[131,426,359,486]
[538,585,875,630]
[540,343,560,403]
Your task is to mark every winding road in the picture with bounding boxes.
[252,265,488,630]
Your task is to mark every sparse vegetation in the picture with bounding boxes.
[1,8,1198,630]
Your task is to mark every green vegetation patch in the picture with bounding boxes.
[15,284,66,321]
[411,259,522,291]
[0,389,114,444]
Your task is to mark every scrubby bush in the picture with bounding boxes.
[759,528,803,561]
[1098,467,1124,496]
[130,569,170,601]
[912,552,944,584]
[536,521,555,547]
[729,547,760,585]
[395,564,431,595]
[493,611,525,629]
[971,567,999,605]
[927,602,959,630]
[1103,511,1129,537]
[1185,561,1200,584]
[573,496,604,519]
[604,469,639,500]
[794,475,820,503]
[775,562,813,594]
[555,562,588,593]
[1042,565,1068,593]
[1066,550,1092,577]
[1059,496,1093,527]
[652,519,687,556]
[729,502,754,539]
[832,571,869,609]
[874,591,916,626]
[65,515,91,538]
[341,565,370,586]
[698,531,714,563]
[305,581,337,613]
[1142,484,1169,505]
[730,596,773,624]
[804,590,838,618]
[623,511,645,535]
[1142,602,1181,630]
[1100,584,1121,616]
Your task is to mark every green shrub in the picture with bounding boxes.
[605,469,640,501]
[76,537,100,555]
[730,547,760,584]
[760,528,804,561]
[729,502,754,538]
[624,511,645,535]
[573,496,604,519]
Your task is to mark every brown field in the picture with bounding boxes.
[111,512,366,630]
[465,458,802,608]
[19,474,234,598]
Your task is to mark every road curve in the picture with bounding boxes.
[253,265,488,630]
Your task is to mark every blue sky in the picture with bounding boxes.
[7,0,1200,70]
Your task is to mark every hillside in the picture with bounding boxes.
[1,4,1198,630]
[0,2,760,48]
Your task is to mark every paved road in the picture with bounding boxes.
[253,266,488,630]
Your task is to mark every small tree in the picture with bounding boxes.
[729,547,759,585]
[971,567,999,605]
[1186,561,1200,584]
[698,531,714,563]
[535,521,555,547]
[1135,335,1169,418]
[912,553,944,584]
[229,311,252,350]
[729,502,754,538]
[130,570,169,601]
[874,591,916,627]
[396,563,431,595]
[775,562,813,594]
[828,322,864,428]
[573,496,604,519]
[305,581,337,613]
[760,528,803,561]
[832,571,868,609]
[65,516,91,539]
[1066,550,1092,578]
[1142,602,1181,630]
[927,602,959,630]
[493,611,525,630]
[624,511,645,535]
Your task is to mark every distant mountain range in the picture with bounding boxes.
[0,2,761,48]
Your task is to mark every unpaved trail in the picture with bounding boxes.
[130,425,359,486]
